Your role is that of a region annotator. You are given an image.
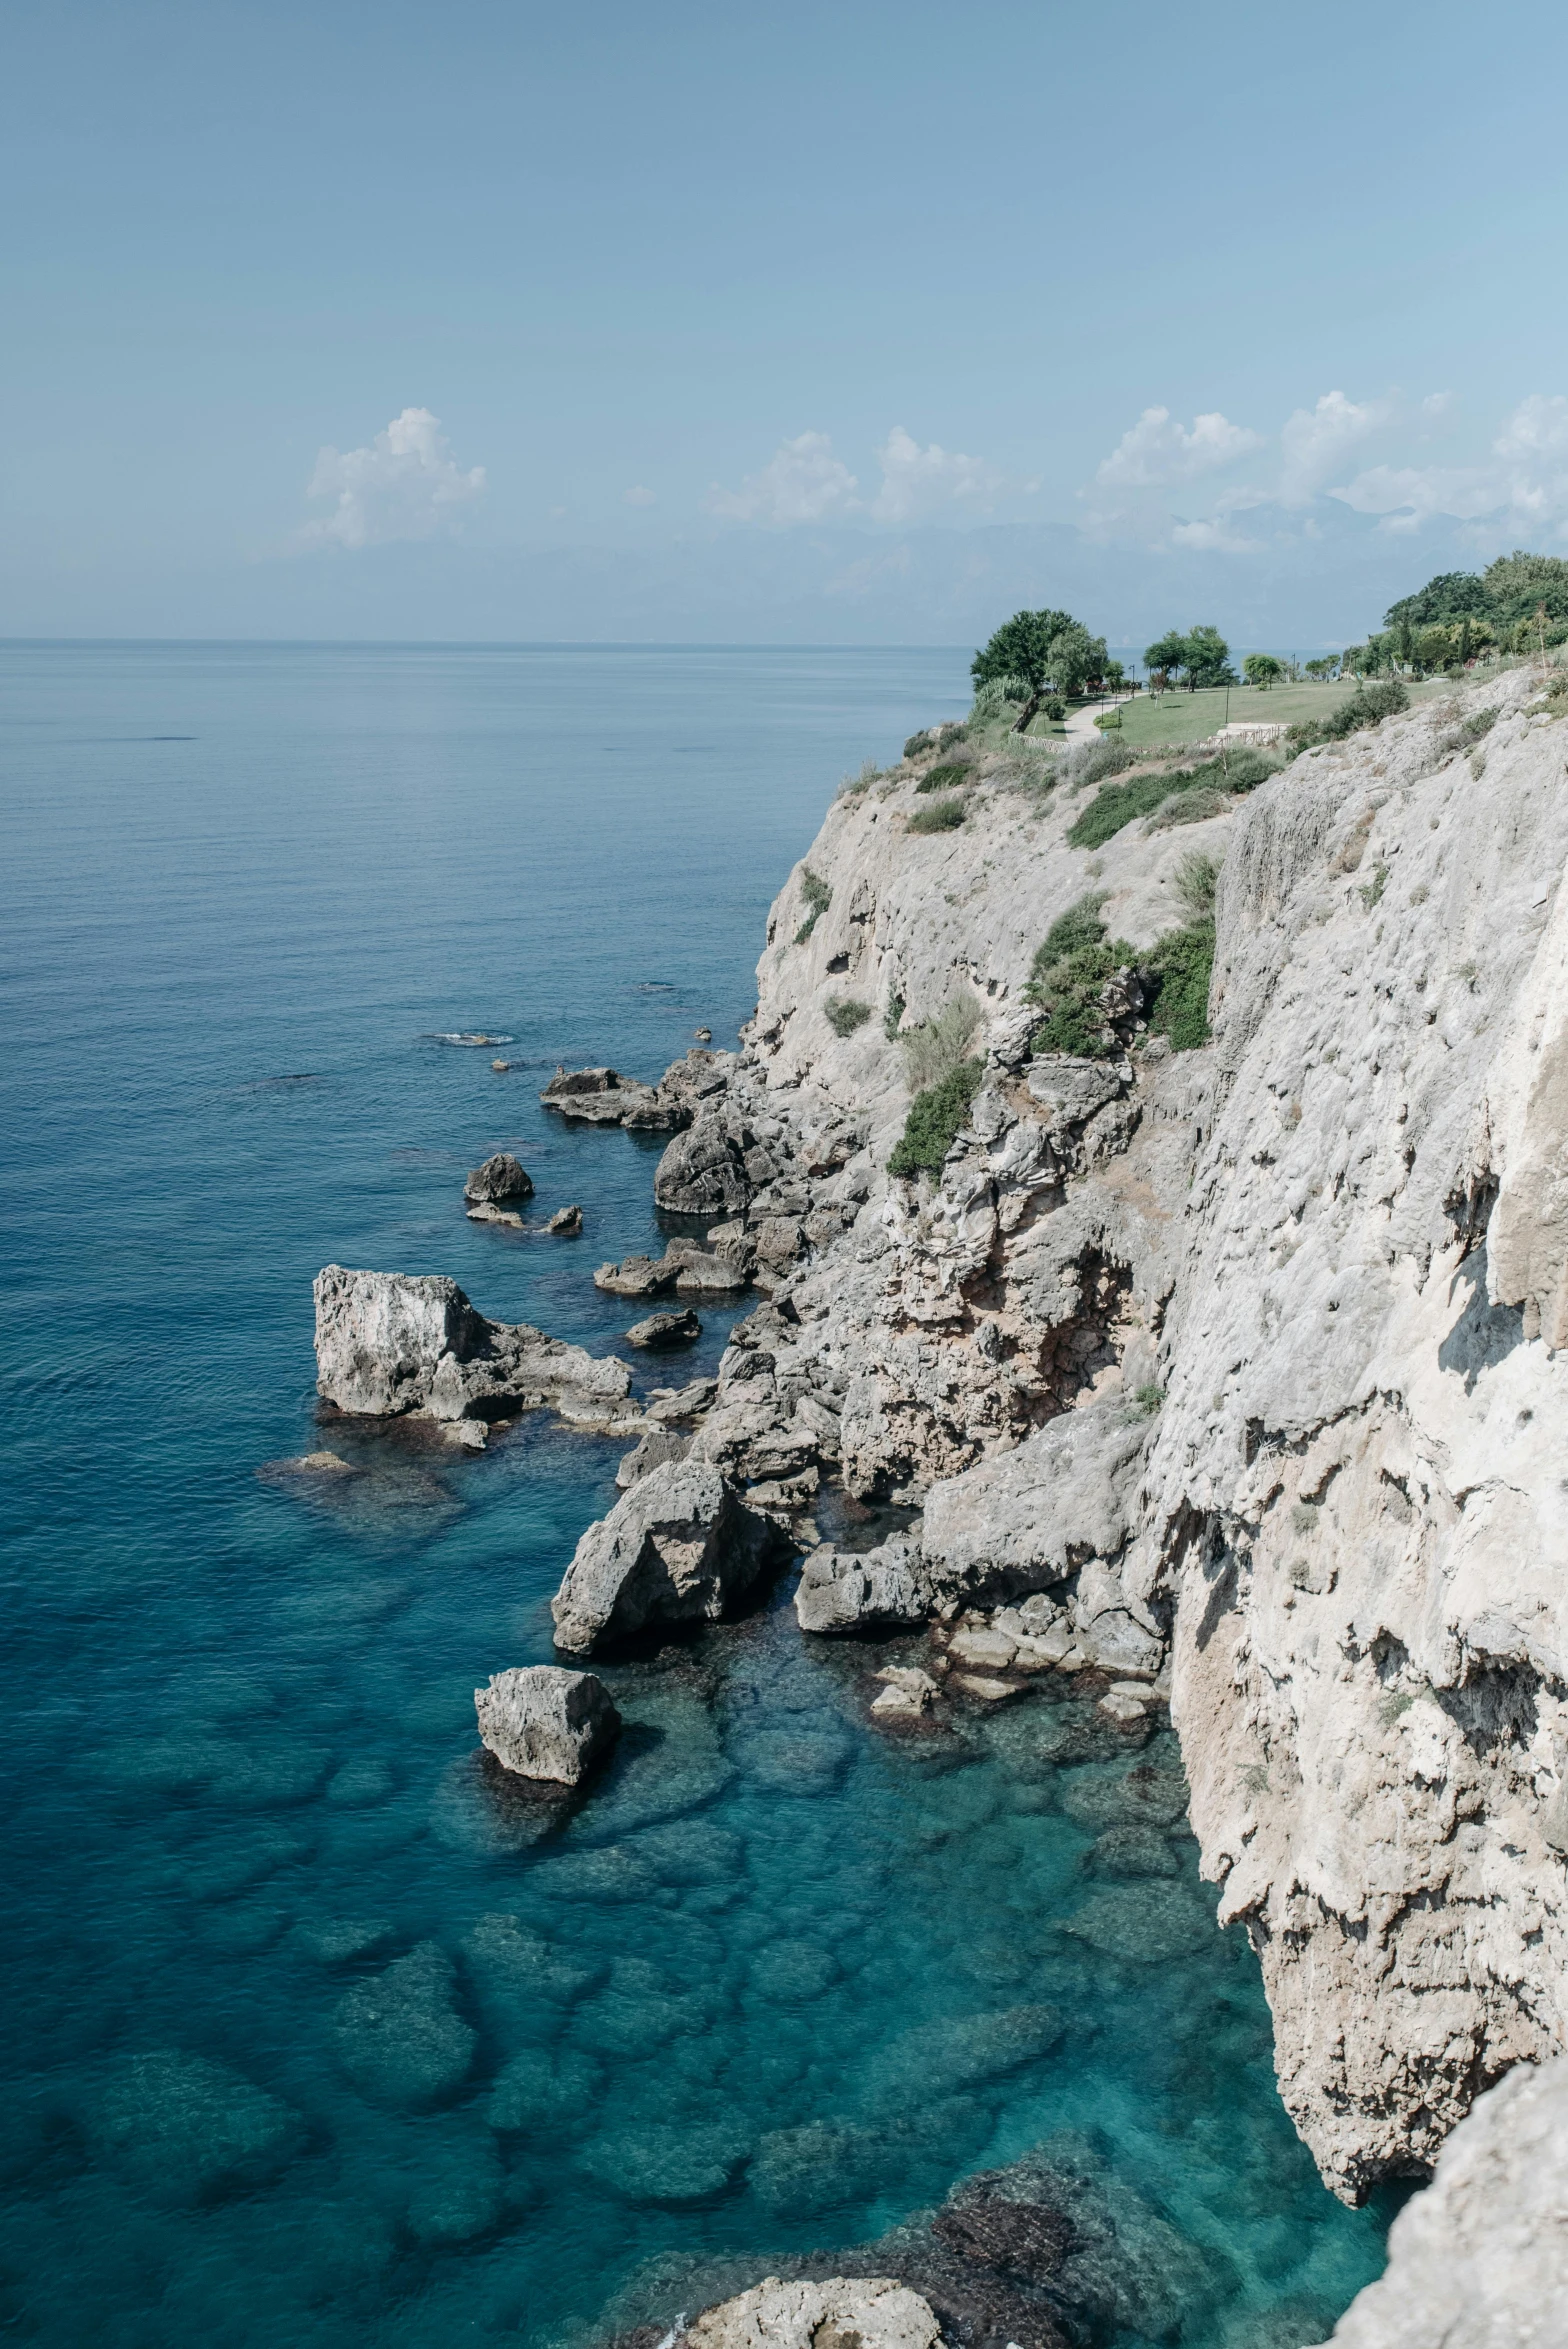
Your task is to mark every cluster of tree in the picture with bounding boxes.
[971,609,1125,731]
[1353,552,1568,676]
[1143,625,1236,692]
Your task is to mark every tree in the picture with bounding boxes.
[1304,656,1338,682]
[971,608,1075,732]
[1181,624,1236,690]
[1242,653,1284,689]
[1144,630,1188,684]
[1046,623,1109,700]
[1384,571,1490,630]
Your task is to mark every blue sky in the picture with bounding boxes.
[7,0,1568,644]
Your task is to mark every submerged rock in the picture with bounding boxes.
[473,1664,620,1785]
[80,2050,304,2201]
[463,1152,533,1204]
[686,2277,942,2349]
[551,1459,790,1654]
[331,1941,474,2106]
[312,1265,638,1438]
[579,2120,748,2205]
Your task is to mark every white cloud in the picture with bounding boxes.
[623,485,656,507]
[706,431,858,525]
[1096,407,1262,489]
[1330,464,1499,526]
[303,408,485,549]
[1171,517,1265,554]
[1328,397,1568,541]
[870,425,1011,522]
[1279,390,1391,504]
[1495,393,1568,462]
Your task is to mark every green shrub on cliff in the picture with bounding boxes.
[888,1058,985,1177]
[1069,747,1273,849]
[1025,890,1216,1055]
[917,761,970,794]
[794,868,832,943]
[901,994,982,1088]
[909,795,967,834]
[824,996,872,1037]
[1144,919,1215,1051]
[1025,894,1134,1057]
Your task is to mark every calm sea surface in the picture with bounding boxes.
[0,643,1391,2346]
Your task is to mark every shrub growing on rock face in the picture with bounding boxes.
[794,868,832,943]
[888,1058,985,1177]
[908,794,967,834]
[1070,748,1272,850]
[1025,896,1135,1058]
[824,996,872,1038]
[1144,919,1215,1051]
[917,760,971,794]
[901,994,982,1089]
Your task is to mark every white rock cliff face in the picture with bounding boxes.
[718,670,1568,2207]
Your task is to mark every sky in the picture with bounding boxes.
[7,0,1568,647]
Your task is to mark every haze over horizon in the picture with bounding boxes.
[9,0,1568,647]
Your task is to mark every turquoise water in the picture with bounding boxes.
[0,643,1391,2346]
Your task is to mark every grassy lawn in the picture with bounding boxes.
[1020,675,1456,751]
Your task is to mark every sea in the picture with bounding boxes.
[0,643,1393,2346]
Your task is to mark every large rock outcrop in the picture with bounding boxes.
[551,1460,790,1654]
[313,1266,639,1440]
[685,2277,941,2349]
[1314,2055,1568,2345]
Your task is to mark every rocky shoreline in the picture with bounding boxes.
[309,662,1568,2341]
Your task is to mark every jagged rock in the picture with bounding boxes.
[595,1253,679,1299]
[540,1067,667,1126]
[313,1266,638,1438]
[1317,2055,1568,2346]
[466,1201,525,1227]
[794,1535,930,1634]
[663,1241,749,1295]
[686,2277,942,2349]
[921,1398,1148,1607]
[625,1309,701,1349]
[654,1103,755,1214]
[473,1664,620,1784]
[551,1460,790,1653]
[871,1665,939,1717]
[548,1203,583,1234]
[463,1153,533,1204]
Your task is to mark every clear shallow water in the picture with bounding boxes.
[0,643,1391,2346]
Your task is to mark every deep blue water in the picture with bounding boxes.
[0,644,1390,2347]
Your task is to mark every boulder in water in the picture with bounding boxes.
[551,1459,789,1654]
[463,1153,533,1204]
[312,1265,637,1437]
[625,1308,701,1349]
[81,2050,304,2200]
[473,1664,620,1786]
[547,1203,583,1234]
[795,1535,931,1634]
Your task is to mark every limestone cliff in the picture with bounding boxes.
[661,667,1568,2208]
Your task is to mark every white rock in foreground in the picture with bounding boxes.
[1315,2055,1568,2346]
[686,2276,941,2349]
[474,1665,620,1785]
[313,1266,637,1438]
[550,1459,789,1654]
